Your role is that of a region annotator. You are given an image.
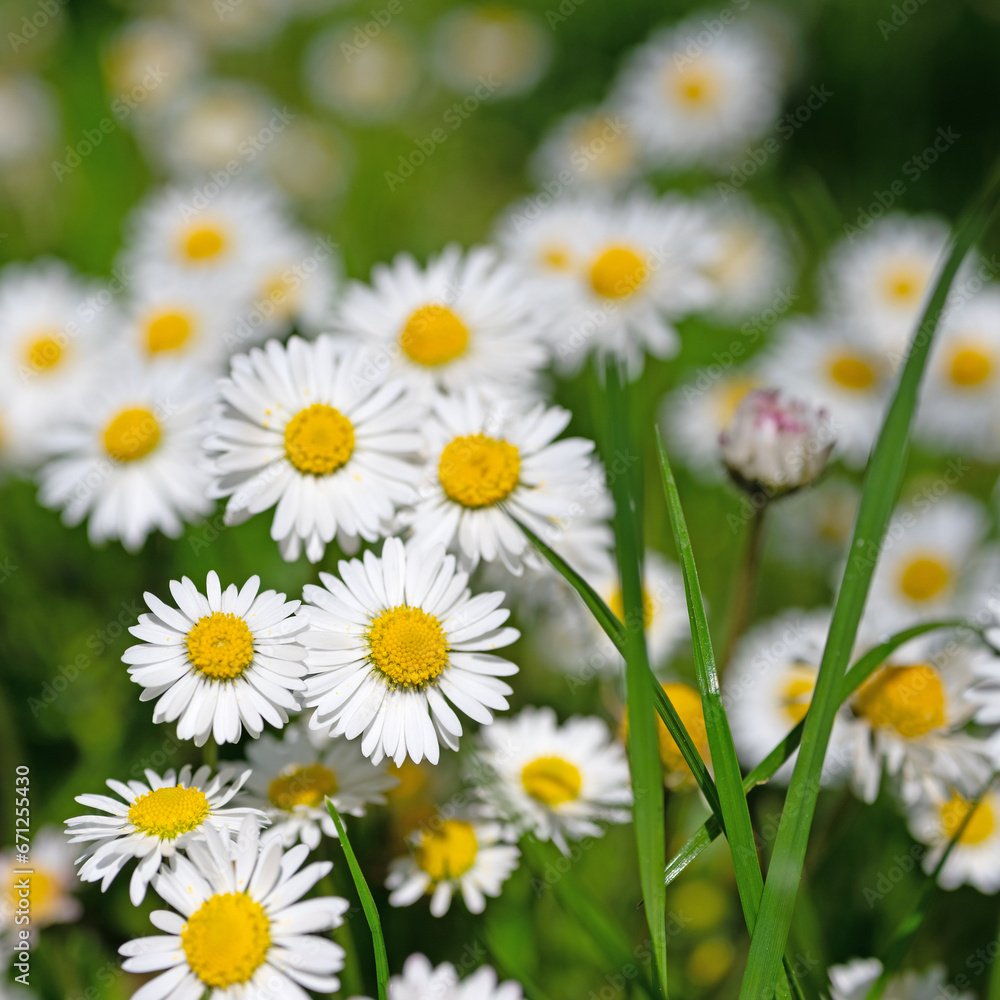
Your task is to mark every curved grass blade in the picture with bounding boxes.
[739,156,1000,1000]
[327,801,390,1000]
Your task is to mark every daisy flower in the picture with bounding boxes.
[828,960,971,1000]
[404,389,597,575]
[36,359,214,552]
[770,476,860,568]
[300,537,520,765]
[382,952,524,1000]
[241,720,398,849]
[119,818,348,998]
[0,828,81,933]
[610,17,783,171]
[470,706,632,854]
[171,0,291,51]
[64,765,260,904]
[653,681,711,789]
[123,570,308,746]
[386,812,520,917]
[203,336,423,563]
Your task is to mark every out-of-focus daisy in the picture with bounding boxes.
[37,360,214,552]
[0,828,80,932]
[404,390,596,575]
[382,953,524,1000]
[119,819,348,997]
[123,570,308,746]
[760,315,893,467]
[653,681,711,789]
[170,0,291,51]
[611,17,783,171]
[333,246,548,401]
[241,721,398,848]
[471,706,632,853]
[300,537,520,765]
[771,476,860,568]
[386,813,520,917]
[265,116,353,206]
[431,5,550,97]
[530,105,639,189]
[864,494,989,633]
[204,337,423,563]
[906,783,1000,894]
[829,960,972,1000]
[0,73,59,170]
[64,765,259,904]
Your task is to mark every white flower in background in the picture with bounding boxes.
[332,245,549,402]
[719,388,835,496]
[264,116,354,206]
[37,360,214,551]
[611,17,783,171]
[119,819,348,998]
[123,570,308,746]
[430,5,550,97]
[65,766,260,903]
[864,494,989,633]
[770,476,860,567]
[829,960,973,1000]
[906,782,1000,894]
[386,813,520,917]
[760,315,893,467]
[241,721,398,848]
[0,828,81,932]
[204,337,423,563]
[916,286,1000,459]
[0,74,59,167]
[300,538,520,765]
[382,953,524,1000]
[471,706,632,853]
[170,0,291,51]
[404,390,596,575]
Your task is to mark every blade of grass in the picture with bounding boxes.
[739,155,1000,1000]
[327,801,389,1000]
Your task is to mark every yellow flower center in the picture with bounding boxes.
[828,354,876,390]
[284,404,355,476]
[186,612,255,680]
[268,764,339,810]
[128,785,211,838]
[779,663,816,725]
[261,272,300,317]
[668,65,719,108]
[882,264,924,305]
[8,870,56,922]
[146,310,193,354]
[717,376,760,428]
[102,407,161,463]
[24,333,64,372]
[608,587,654,629]
[521,756,582,806]
[181,893,271,989]
[656,682,710,780]
[948,344,993,387]
[415,819,478,881]
[541,245,572,271]
[438,433,521,508]
[941,794,995,846]
[367,605,449,688]
[400,304,470,367]
[590,246,648,299]
[853,663,947,739]
[182,226,228,261]
[898,555,951,602]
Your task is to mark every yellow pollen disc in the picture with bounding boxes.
[899,555,951,602]
[368,605,449,688]
[399,304,470,367]
[883,265,923,304]
[284,403,355,476]
[941,793,995,846]
[589,245,648,299]
[128,785,211,838]
[668,65,719,108]
[656,682,709,779]
[8,870,56,921]
[853,663,947,739]
[608,587,654,629]
[521,756,582,806]
[438,433,521,508]
[949,344,993,387]
[182,226,227,261]
[186,612,255,680]
[541,245,572,271]
[262,273,299,317]
[779,663,816,725]
[25,333,64,372]
[829,354,876,390]
[717,376,760,427]
[181,893,271,989]
[268,764,338,810]
[146,311,193,354]
[102,407,161,463]
[415,820,478,881]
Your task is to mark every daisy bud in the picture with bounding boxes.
[719,388,835,498]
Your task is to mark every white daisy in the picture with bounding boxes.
[383,952,524,1000]
[0,828,81,933]
[119,818,348,998]
[770,476,860,568]
[170,0,291,51]
[123,570,308,746]
[386,812,520,917]
[36,359,214,552]
[64,765,261,904]
[300,537,519,766]
[828,960,971,1000]
[471,705,632,853]
[241,720,398,848]
[404,389,597,575]
[263,115,354,207]
[0,73,59,168]
[203,336,424,563]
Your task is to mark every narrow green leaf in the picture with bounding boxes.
[739,156,1000,1000]
[326,801,390,1000]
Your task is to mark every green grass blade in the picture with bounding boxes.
[327,801,390,1000]
[739,156,1000,1000]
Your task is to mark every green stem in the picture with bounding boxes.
[719,502,768,671]
[202,736,217,770]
